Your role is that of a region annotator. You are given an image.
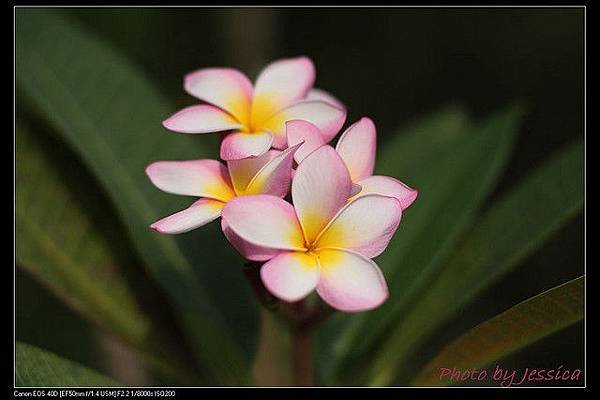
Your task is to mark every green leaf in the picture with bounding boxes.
[413,276,584,386]
[16,122,195,385]
[16,342,118,387]
[16,9,249,384]
[16,120,151,354]
[325,106,522,382]
[367,139,584,386]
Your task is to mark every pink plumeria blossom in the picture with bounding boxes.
[161,56,347,161]
[222,146,403,312]
[286,118,419,210]
[145,143,301,234]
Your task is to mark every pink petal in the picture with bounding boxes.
[306,88,345,109]
[355,176,419,210]
[286,119,326,164]
[292,146,353,244]
[221,195,306,251]
[250,56,316,128]
[316,249,389,312]
[145,159,235,202]
[261,251,320,302]
[244,142,302,197]
[162,104,242,134]
[184,68,253,125]
[316,194,402,259]
[220,131,273,161]
[227,150,281,194]
[335,117,377,181]
[259,100,347,149]
[221,218,280,262]
[150,199,224,234]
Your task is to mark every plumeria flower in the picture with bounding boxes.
[222,146,403,312]
[145,143,301,234]
[286,118,419,209]
[162,56,347,161]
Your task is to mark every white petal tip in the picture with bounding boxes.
[145,163,160,184]
[329,291,390,313]
[149,223,164,233]
[161,118,172,130]
[359,116,375,125]
[402,189,419,210]
[272,292,309,303]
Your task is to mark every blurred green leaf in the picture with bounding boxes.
[16,269,109,375]
[16,342,118,387]
[16,9,249,384]
[325,106,522,382]
[16,122,195,385]
[367,139,583,386]
[413,276,584,386]
[16,121,151,354]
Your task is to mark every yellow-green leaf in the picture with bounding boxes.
[413,276,584,386]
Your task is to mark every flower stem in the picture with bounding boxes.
[292,322,313,386]
[287,298,335,386]
[244,261,334,386]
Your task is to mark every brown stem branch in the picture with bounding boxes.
[288,299,334,386]
[292,323,313,386]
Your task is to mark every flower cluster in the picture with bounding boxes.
[147,57,418,312]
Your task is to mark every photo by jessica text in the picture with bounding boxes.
[438,365,583,387]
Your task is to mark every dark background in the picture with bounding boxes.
[17,7,585,385]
